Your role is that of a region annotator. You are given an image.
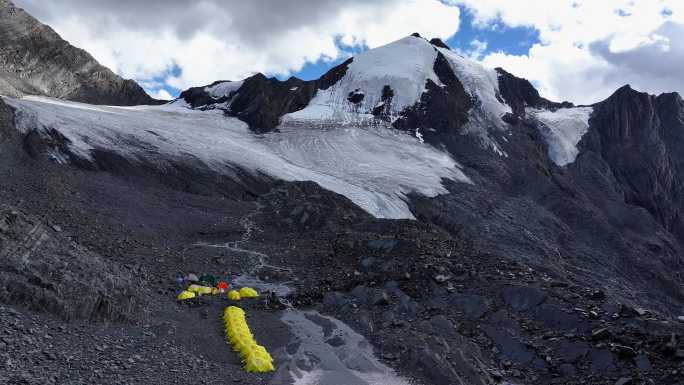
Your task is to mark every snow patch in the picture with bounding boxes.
[279,311,412,385]
[205,80,243,99]
[3,95,470,219]
[415,128,424,143]
[527,106,593,166]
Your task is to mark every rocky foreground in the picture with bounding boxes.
[1,125,684,384]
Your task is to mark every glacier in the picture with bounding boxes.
[527,106,593,166]
[3,95,471,219]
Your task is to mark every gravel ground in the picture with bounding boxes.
[2,98,684,385]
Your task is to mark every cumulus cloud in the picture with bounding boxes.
[148,88,173,101]
[13,0,461,96]
[454,0,684,103]
[12,0,682,104]
[589,21,684,96]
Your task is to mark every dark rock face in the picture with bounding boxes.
[317,57,353,90]
[495,67,573,116]
[347,89,365,104]
[409,81,684,317]
[429,38,451,50]
[0,205,142,322]
[179,58,354,132]
[228,74,318,133]
[394,52,473,134]
[501,286,547,312]
[180,74,320,132]
[0,0,158,105]
[580,86,684,238]
[177,80,236,108]
[372,85,395,120]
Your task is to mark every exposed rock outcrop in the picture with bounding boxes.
[179,58,354,132]
[393,52,473,134]
[580,85,684,238]
[0,0,158,105]
[495,67,573,116]
[0,204,143,322]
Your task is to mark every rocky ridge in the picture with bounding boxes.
[0,0,159,105]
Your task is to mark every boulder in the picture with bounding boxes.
[501,286,547,312]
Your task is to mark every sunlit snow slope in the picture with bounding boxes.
[285,36,440,124]
[3,96,470,219]
[283,36,512,155]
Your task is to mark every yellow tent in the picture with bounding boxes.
[222,306,275,373]
[188,284,214,295]
[239,287,259,298]
[228,290,242,301]
[177,290,196,300]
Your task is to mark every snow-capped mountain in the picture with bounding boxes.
[2,7,684,385]
[3,35,596,220]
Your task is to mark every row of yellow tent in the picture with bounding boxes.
[177,285,259,301]
[228,287,259,301]
[223,306,275,373]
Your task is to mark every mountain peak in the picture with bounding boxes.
[429,38,451,50]
[176,33,511,140]
[0,0,158,105]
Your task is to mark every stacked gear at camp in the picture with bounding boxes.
[223,306,275,373]
[188,284,214,295]
[199,274,219,286]
[217,281,230,292]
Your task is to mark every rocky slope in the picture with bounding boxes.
[0,0,158,105]
[1,16,684,385]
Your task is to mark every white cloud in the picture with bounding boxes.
[13,0,682,104]
[148,88,173,101]
[14,0,461,95]
[454,0,684,103]
[467,39,488,59]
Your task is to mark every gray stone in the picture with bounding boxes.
[501,286,546,312]
[558,363,577,376]
[589,348,615,373]
[591,328,611,340]
[481,325,535,364]
[450,294,489,320]
[369,290,390,306]
[634,355,653,371]
[433,274,452,283]
[558,341,588,363]
[533,304,585,331]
